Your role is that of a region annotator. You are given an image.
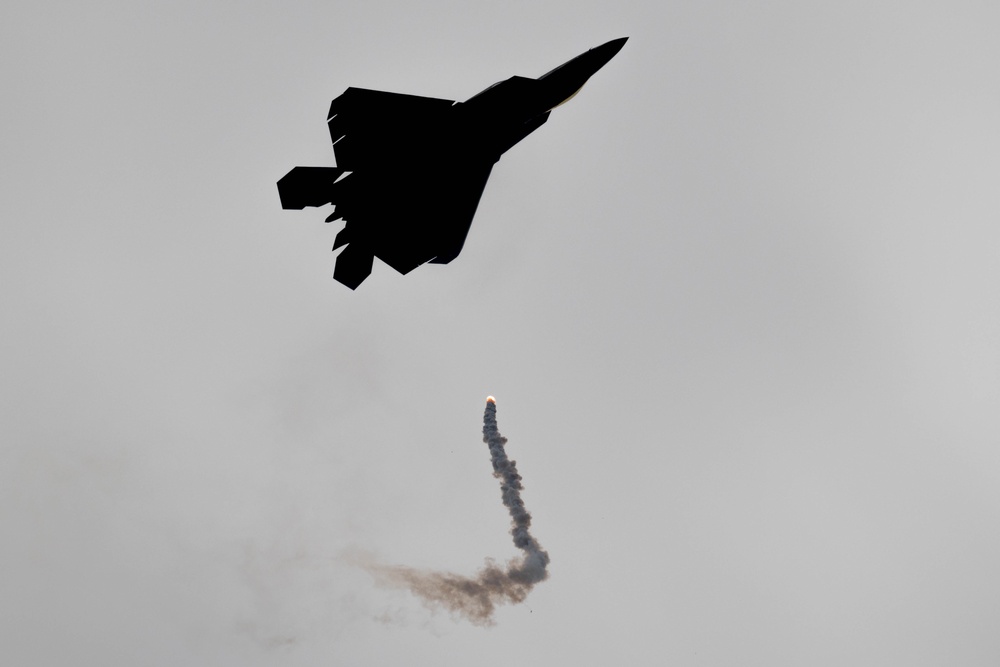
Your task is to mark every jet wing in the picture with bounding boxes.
[328,87,455,169]
[282,87,495,289]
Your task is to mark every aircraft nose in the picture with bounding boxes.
[586,37,628,72]
[603,37,629,55]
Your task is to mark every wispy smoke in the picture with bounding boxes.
[353,397,549,626]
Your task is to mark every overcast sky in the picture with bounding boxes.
[4,0,1000,665]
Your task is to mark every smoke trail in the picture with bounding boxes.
[354,397,549,626]
[481,396,549,585]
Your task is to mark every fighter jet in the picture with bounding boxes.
[277,37,627,289]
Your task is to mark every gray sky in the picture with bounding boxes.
[4,0,1000,664]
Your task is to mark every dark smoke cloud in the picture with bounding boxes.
[352,398,549,626]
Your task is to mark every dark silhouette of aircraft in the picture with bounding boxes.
[277,37,627,289]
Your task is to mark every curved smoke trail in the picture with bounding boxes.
[354,397,549,626]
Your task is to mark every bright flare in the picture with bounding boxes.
[486,396,496,404]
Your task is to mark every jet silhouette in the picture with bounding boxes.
[277,37,627,289]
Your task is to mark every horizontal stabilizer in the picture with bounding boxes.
[333,243,374,290]
[277,166,345,209]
